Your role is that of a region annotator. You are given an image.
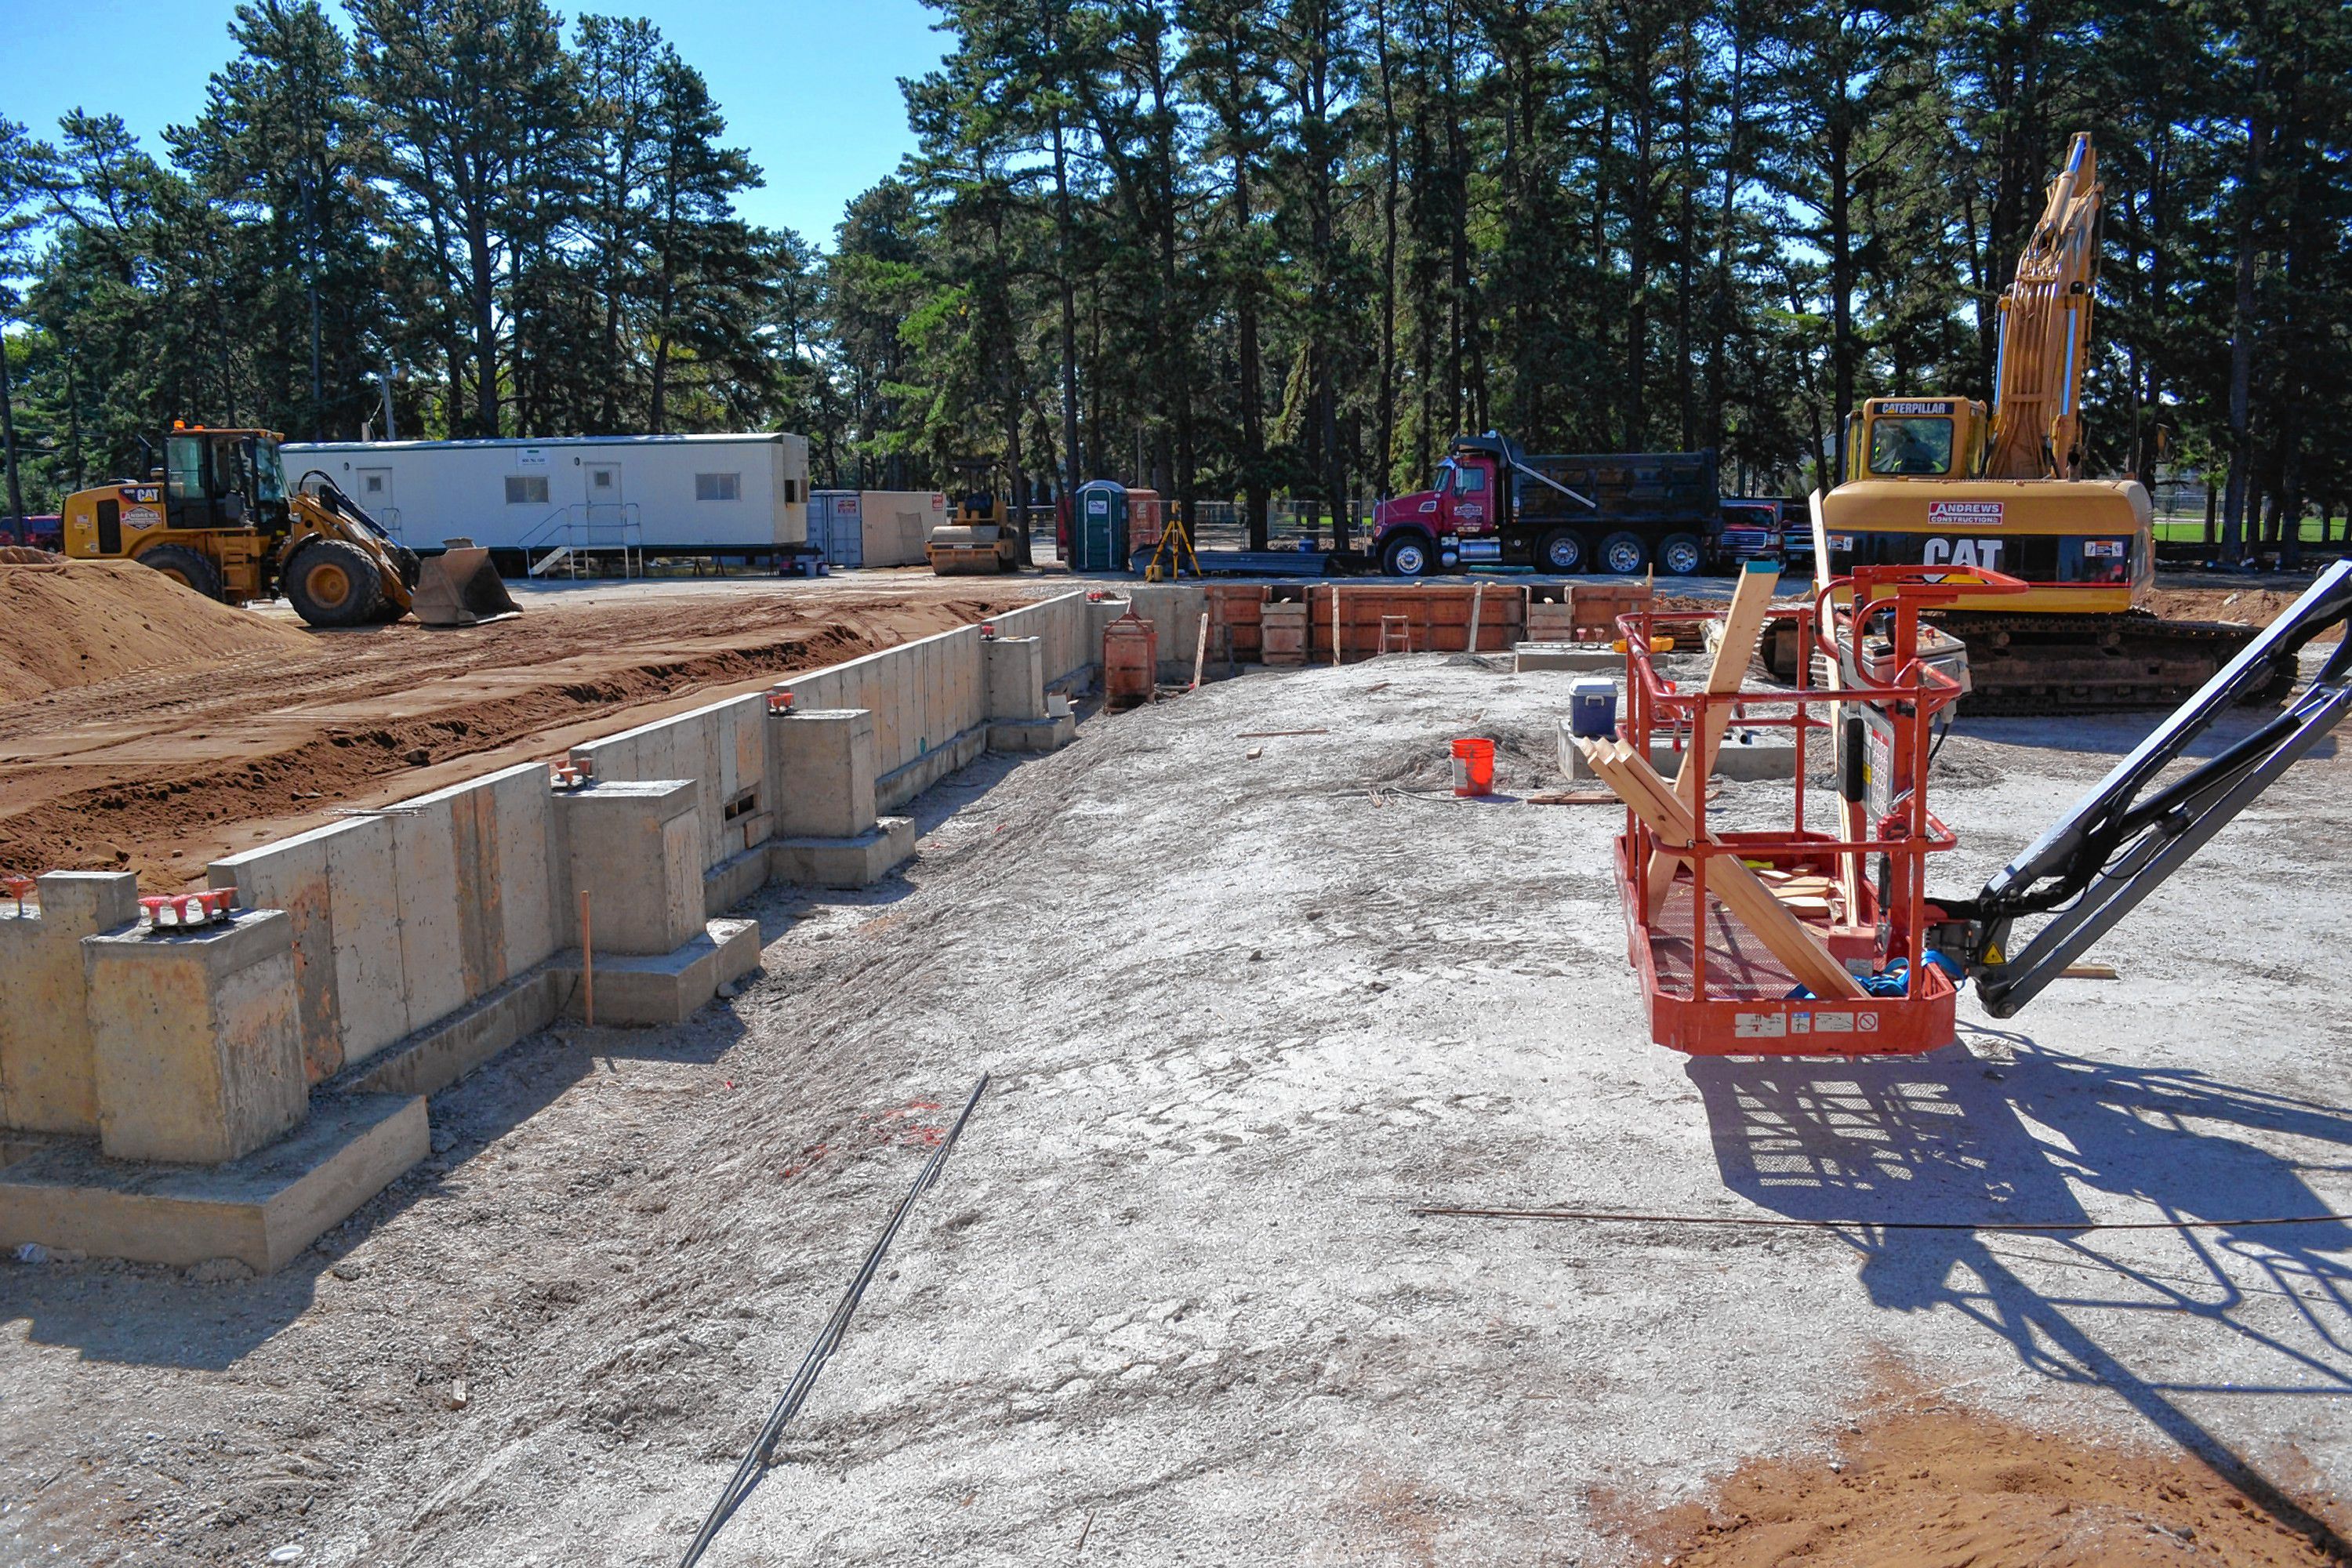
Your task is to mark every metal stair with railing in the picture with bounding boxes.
[522,502,644,579]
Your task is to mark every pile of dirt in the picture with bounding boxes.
[0,558,309,702]
[0,583,1021,887]
[1632,1404,2348,1566]
[2151,583,2343,640]
[0,545,63,564]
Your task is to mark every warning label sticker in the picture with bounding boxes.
[1857,1013,1880,1033]
[1813,1011,1855,1033]
[1734,1012,1788,1039]
[1929,500,2005,526]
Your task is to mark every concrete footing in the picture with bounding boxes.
[770,818,916,888]
[1515,642,1623,673]
[0,1092,427,1273]
[346,969,561,1100]
[989,713,1078,753]
[0,590,1111,1273]
[84,911,309,1165]
[1558,720,1798,782]
[549,918,760,1026]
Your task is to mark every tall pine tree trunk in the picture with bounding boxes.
[2221,90,2268,564]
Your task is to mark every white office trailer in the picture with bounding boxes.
[283,433,810,568]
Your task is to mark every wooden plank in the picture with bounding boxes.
[1642,563,1778,909]
[1581,738,1866,1000]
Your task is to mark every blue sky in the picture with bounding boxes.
[4,0,951,247]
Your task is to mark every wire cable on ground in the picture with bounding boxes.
[1411,1205,2352,1232]
[677,1072,989,1568]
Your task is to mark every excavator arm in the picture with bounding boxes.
[1984,132,2103,481]
[1943,561,2352,1014]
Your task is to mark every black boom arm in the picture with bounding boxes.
[1949,560,2352,1017]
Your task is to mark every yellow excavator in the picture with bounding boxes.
[60,423,518,628]
[1802,133,2259,713]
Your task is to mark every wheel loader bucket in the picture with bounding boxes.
[412,543,521,627]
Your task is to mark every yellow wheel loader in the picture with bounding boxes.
[61,423,519,629]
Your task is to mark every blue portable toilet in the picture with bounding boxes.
[1073,480,1130,572]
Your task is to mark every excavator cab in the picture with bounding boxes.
[1842,399,1991,485]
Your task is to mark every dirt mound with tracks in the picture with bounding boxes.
[0,579,1025,889]
[0,557,310,702]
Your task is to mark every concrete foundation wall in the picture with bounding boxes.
[5,591,1102,1163]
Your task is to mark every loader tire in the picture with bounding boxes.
[138,543,224,601]
[285,539,387,628]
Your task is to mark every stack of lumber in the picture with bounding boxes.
[1574,733,1867,1001]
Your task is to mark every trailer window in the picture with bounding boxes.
[505,476,550,505]
[1868,417,1954,476]
[696,472,742,502]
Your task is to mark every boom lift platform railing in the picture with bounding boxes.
[1598,557,2352,1056]
[1606,564,2026,1055]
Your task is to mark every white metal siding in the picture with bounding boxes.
[285,434,808,552]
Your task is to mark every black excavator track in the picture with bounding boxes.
[1762,609,2287,717]
[1933,610,2278,717]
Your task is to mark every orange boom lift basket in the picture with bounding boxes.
[1602,564,2027,1055]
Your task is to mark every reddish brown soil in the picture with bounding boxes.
[0,560,311,702]
[0,580,1023,891]
[1625,1403,2350,1567]
[2151,584,2343,639]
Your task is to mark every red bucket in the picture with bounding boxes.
[1450,737,1496,797]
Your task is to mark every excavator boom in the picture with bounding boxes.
[1986,132,2102,481]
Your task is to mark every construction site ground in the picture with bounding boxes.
[3,638,2349,1566]
[0,572,1039,891]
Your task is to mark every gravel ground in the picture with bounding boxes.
[2,649,2348,1566]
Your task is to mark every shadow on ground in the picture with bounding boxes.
[1692,1034,2352,1549]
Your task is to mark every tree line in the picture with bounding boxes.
[2,0,2347,562]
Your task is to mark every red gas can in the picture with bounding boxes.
[1103,608,1159,710]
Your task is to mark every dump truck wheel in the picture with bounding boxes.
[1381,534,1436,577]
[285,540,386,628]
[138,543,224,601]
[1658,532,1704,576]
[1537,528,1588,573]
[1599,531,1649,575]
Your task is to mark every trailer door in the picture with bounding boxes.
[356,466,397,538]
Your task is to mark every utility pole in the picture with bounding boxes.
[302,175,323,430]
[376,361,397,442]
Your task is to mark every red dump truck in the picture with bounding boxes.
[1367,434,1727,577]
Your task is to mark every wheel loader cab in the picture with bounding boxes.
[162,428,287,532]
